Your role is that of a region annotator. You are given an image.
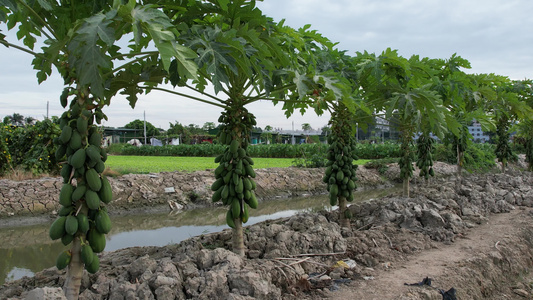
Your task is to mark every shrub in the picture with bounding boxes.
[0,119,61,175]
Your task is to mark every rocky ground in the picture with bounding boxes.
[1,160,533,299]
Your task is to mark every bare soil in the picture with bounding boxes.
[2,161,533,299]
[327,208,533,300]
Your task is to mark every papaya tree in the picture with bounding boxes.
[482,75,532,173]
[512,80,533,171]
[355,49,447,197]
[308,47,367,228]
[110,0,345,256]
[323,102,358,228]
[1,1,198,298]
[432,55,496,188]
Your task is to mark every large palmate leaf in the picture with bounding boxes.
[68,11,116,99]
[128,4,197,79]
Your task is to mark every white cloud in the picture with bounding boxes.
[1,0,533,130]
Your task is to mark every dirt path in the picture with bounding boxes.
[328,208,532,299]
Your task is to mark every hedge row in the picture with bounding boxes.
[115,142,405,159]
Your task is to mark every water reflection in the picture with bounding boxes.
[0,186,399,284]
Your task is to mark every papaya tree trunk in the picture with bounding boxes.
[64,237,83,300]
[402,178,410,198]
[455,146,464,191]
[338,197,350,228]
[501,159,506,174]
[232,218,245,256]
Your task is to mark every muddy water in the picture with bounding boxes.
[0,186,399,285]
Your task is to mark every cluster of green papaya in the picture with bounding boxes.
[50,90,112,274]
[322,106,358,213]
[398,134,415,180]
[416,134,435,179]
[323,135,358,206]
[212,100,258,228]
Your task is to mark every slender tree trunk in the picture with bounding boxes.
[402,178,410,198]
[232,218,245,257]
[64,237,83,300]
[501,160,506,174]
[455,147,464,191]
[338,197,350,228]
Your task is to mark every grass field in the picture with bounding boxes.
[105,155,371,174]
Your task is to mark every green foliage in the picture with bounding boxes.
[292,143,328,168]
[494,116,516,169]
[364,158,399,174]
[433,143,496,172]
[0,119,61,175]
[124,119,160,137]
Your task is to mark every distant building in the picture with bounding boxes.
[415,120,490,143]
[468,120,490,143]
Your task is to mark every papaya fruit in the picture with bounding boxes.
[61,164,72,183]
[56,250,71,270]
[231,198,241,218]
[221,185,229,200]
[229,139,239,154]
[235,178,244,194]
[212,187,223,203]
[214,154,223,163]
[348,180,356,190]
[99,176,112,204]
[68,130,82,150]
[55,145,67,161]
[49,216,67,240]
[94,160,105,174]
[223,170,232,184]
[61,233,74,246]
[214,164,225,177]
[81,244,94,265]
[244,156,254,166]
[71,184,87,202]
[336,170,344,182]
[329,193,338,206]
[226,210,236,229]
[85,254,99,274]
[211,178,224,192]
[219,131,227,144]
[77,213,90,234]
[58,205,74,217]
[88,229,106,253]
[330,183,339,197]
[245,165,255,178]
[85,168,101,191]
[238,148,246,159]
[100,148,107,162]
[86,145,101,163]
[244,189,252,201]
[59,184,74,207]
[95,210,111,234]
[248,193,258,209]
[60,126,72,144]
[243,178,252,191]
[242,204,249,223]
[70,148,86,169]
[65,215,79,235]
[85,190,100,210]
[77,117,88,134]
[60,88,69,108]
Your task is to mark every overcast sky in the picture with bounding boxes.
[1,0,532,131]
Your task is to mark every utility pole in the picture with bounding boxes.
[143,111,147,145]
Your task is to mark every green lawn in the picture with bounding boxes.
[105,155,370,174]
